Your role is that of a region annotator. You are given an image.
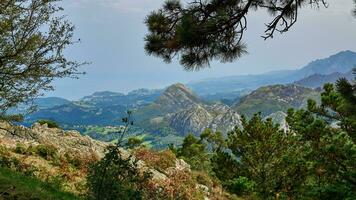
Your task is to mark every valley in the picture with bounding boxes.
[16,51,356,149]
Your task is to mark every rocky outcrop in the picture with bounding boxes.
[209,109,243,134]
[264,111,289,132]
[166,105,213,135]
[0,122,107,158]
[155,83,202,112]
[166,103,243,136]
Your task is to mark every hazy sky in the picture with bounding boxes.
[47,0,356,99]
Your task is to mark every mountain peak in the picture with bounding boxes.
[299,50,356,77]
[156,83,202,112]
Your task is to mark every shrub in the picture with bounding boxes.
[126,137,144,149]
[37,119,60,128]
[143,170,205,200]
[0,147,13,168]
[192,171,213,188]
[14,143,27,154]
[133,148,176,172]
[87,145,150,200]
[63,152,98,170]
[224,176,256,196]
[35,144,59,161]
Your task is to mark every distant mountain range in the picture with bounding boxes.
[188,50,356,96]
[233,84,320,118]
[17,50,356,148]
[294,71,353,88]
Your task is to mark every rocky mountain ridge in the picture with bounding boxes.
[0,121,227,199]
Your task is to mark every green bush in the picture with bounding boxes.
[37,119,60,128]
[87,145,150,200]
[14,143,27,154]
[0,147,12,168]
[35,144,59,161]
[224,176,256,196]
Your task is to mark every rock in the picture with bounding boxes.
[264,111,289,132]
[175,159,191,171]
[166,105,213,135]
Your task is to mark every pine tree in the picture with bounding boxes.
[145,0,333,69]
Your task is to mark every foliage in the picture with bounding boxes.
[37,119,61,128]
[35,144,59,161]
[14,143,27,155]
[133,148,176,172]
[87,145,150,200]
[0,0,84,116]
[174,133,211,171]
[307,79,356,141]
[143,170,205,200]
[145,0,329,69]
[224,176,255,196]
[0,167,80,200]
[126,136,144,149]
[172,74,356,199]
[86,111,151,200]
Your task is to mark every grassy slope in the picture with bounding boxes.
[0,167,80,200]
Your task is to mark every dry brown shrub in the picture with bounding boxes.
[133,148,176,172]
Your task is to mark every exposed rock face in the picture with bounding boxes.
[166,105,213,136]
[264,111,289,132]
[0,122,107,158]
[209,109,243,133]
[156,83,202,112]
[166,103,243,136]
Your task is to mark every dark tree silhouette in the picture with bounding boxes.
[145,0,354,70]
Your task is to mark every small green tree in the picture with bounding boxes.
[87,146,149,200]
[175,133,210,171]
[86,111,151,200]
[307,77,356,141]
[37,119,60,128]
[225,114,307,199]
[126,137,144,149]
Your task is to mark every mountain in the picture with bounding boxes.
[233,84,320,118]
[24,102,127,127]
[295,50,356,77]
[189,50,356,96]
[23,89,162,127]
[166,105,213,136]
[137,84,242,136]
[34,97,71,109]
[155,83,202,112]
[81,89,162,108]
[294,71,353,88]
[8,97,70,115]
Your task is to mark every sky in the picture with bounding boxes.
[46,0,356,100]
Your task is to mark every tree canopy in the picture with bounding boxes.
[0,0,83,118]
[145,0,355,70]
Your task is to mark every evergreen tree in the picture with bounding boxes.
[225,114,307,199]
[144,0,343,69]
